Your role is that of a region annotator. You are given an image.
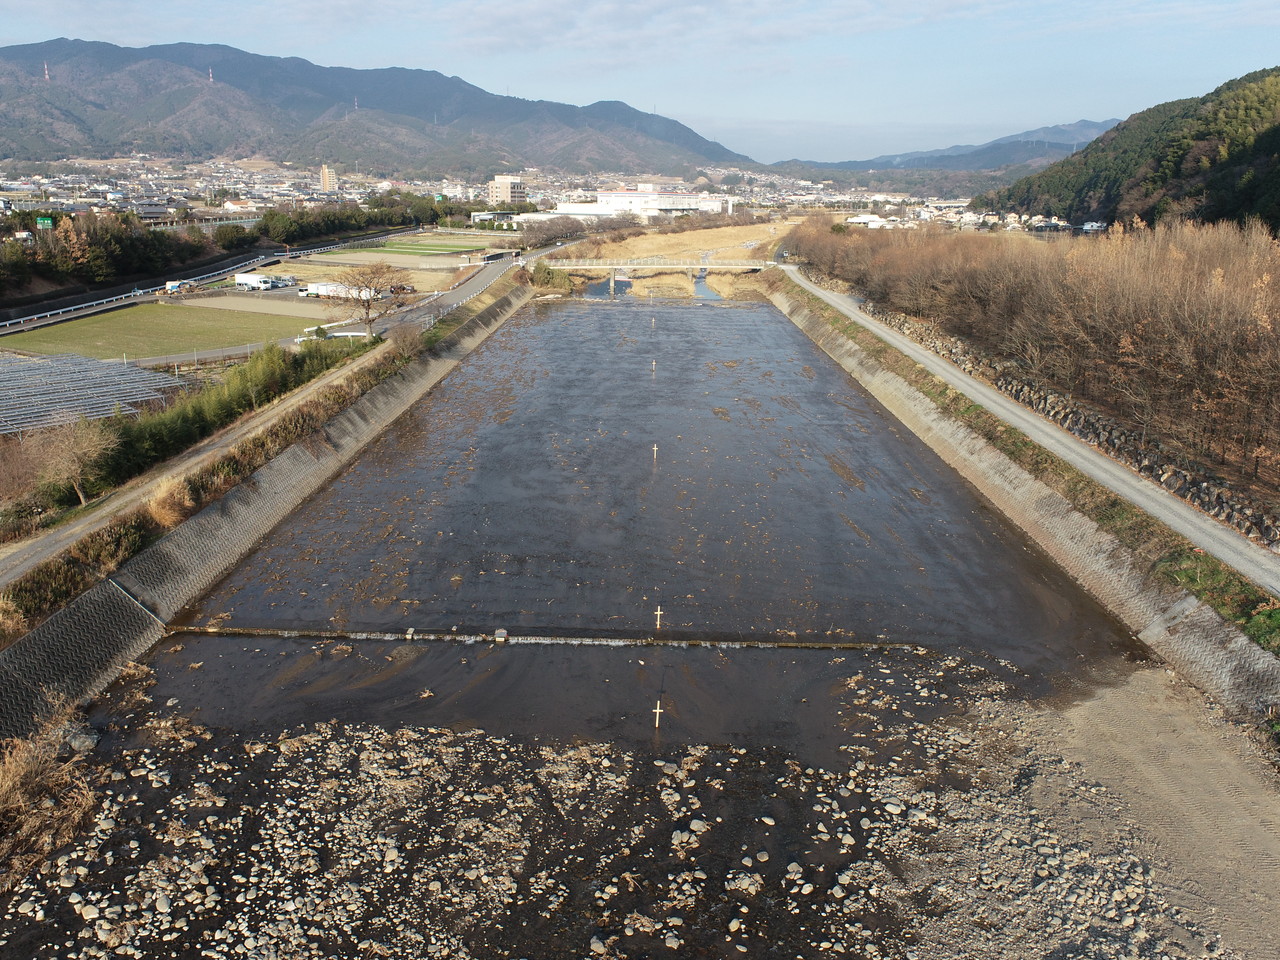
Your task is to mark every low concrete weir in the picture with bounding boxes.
[769,287,1280,713]
[0,286,531,740]
[177,624,924,653]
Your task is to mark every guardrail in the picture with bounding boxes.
[0,228,425,334]
[0,255,273,332]
[548,257,774,269]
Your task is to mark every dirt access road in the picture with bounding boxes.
[782,266,1280,598]
[782,264,1280,957]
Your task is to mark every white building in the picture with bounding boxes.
[488,175,527,205]
[553,185,735,223]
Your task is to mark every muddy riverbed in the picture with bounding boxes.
[3,292,1277,959]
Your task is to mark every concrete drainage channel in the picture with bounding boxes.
[770,287,1280,716]
[0,286,532,741]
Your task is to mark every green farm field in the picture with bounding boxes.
[1,303,315,360]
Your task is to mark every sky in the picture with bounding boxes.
[2,0,1278,163]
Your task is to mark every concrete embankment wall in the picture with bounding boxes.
[770,289,1280,715]
[0,287,531,740]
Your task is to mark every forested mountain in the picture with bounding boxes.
[980,68,1280,230]
[0,39,749,176]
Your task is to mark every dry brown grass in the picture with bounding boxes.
[627,275,696,298]
[582,223,779,262]
[114,660,156,713]
[0,707,98,893]
[284,257,459,293]
[705,273,770,301]
[144,713,211,752]
[0,594,26,644]
[145,477,197,530]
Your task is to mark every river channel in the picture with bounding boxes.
[183,294,1132,653]
[19,289,1214,960]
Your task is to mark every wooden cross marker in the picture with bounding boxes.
[655,605,663,630]
[653,443,659,462]
[653,699,664,729]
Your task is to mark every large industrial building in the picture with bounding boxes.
[552,185,735,222]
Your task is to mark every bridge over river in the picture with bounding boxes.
[546,256,774,270]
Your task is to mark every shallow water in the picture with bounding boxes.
[165,296,1136,742]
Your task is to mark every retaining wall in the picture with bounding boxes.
[0,286,531,740]
[770,289,1280,715]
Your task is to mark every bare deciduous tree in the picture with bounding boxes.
[386,322,422,359]
[0,436,38,507]
[328,260,411,339]
[31,417,119,505]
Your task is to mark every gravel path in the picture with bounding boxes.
[782,266,1280,598]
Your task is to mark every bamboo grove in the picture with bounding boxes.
[788,218,1280,487]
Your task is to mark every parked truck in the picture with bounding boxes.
[234,273,273,291]
[298,282,380,300]
[164,280,195,294]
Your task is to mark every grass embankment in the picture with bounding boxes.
[0,275,528,650]
[768,271,1280,655]
[423,272,523,349]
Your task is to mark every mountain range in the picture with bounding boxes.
[0,38,748,177]
[981,67,1280,230]
[775,120,1119,173]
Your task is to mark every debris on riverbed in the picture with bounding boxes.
[0,662,1237,960]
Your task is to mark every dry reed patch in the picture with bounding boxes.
[145,477,197,530]
[0,594,27,644]
[0,710,98,893]
[628,276,695,298]
[705,273,770,301]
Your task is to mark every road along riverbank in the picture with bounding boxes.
[0,285,531,741]
[768,280,1280,718]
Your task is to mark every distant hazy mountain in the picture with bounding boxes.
[774,120,1119,173]
[0,38,750,176]
[980,68,1280,230]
